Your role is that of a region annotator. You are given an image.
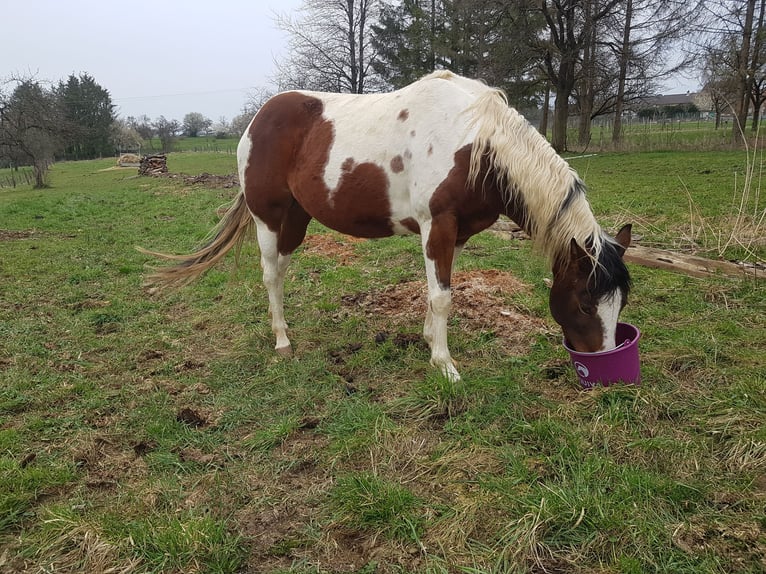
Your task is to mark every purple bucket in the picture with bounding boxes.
[563,322,641,389]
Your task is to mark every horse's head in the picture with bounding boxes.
[549,225,632,353]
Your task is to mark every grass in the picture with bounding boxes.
[0,151,764,573]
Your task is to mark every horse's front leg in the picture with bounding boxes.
[423,243,463,346]
[421,219,461,382]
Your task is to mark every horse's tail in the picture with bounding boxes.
[139,192,253,288]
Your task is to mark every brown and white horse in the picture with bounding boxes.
[143,71,631,381]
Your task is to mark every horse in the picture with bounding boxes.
[142,70,632,382]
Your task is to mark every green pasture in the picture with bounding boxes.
[0,151,764,573]
[140,136,240,155]
[143,119,741,155]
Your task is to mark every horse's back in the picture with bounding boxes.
[237,73,494,238]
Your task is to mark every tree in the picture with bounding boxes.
[608,0,702,145]
[538,0,625,151]
[127,115,155,142]
[701,0,765,144]
[373,1,544,107]
[230,112,252,138]
[57,73,116,160]
[372,0,441,88]
[111,118,142,153]
[0,78,64,187]
[274,0,384,93]
[731,0,758,143]
[153,116,180,153]
[212,116,231,138]
[182,112,212,137]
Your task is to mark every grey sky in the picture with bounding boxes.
[2,0,302,123]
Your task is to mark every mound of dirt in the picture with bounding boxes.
[342,270,548,354]
[298,233,548,353]
[155,171,239,189]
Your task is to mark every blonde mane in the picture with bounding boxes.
[465,89,604,265]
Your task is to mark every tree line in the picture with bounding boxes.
[2,0,763,188]
[0,74,240,187]
[0,74,115,187]
[275,0,765,151]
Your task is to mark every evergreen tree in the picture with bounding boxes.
[372,0,543,109]
[372,0,442,88]
[57,73,116,160]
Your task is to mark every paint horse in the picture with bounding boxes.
[144,71,632,381]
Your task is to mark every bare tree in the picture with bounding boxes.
[274,0,384,93]
[732,0,758,143]
[0,78,64,188]
[748,0,766,132]
[153,116,180,153]
[701,48,740,128]
[539,0,622,152]
[608,0,702,145]
[127,114,154,141]
[182,112,212,137]
[701,0,765,144]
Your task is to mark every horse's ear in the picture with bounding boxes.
[614,224,632,256]
[570,237,589,260]
[571,237,594,273]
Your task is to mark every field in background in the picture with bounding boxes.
[168,121,744,154]
[1,120,758,190]
[1,151,764,573]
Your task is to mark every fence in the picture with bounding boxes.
[0,168,35,189]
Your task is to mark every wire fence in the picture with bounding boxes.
[0,168,35,189]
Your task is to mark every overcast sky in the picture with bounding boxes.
[4,0,698,125]
[2,0,302,123]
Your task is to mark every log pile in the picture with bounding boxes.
[138,154,168,175]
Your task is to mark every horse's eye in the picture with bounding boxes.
[579,304,596,315]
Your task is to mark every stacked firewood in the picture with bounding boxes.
[138,154,168,175]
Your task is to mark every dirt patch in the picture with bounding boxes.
[71,434,150,489]
[302,233,367,265]
[146,171,239,189]
[342,269,548,354]
[237,428,333,572]
[0,229,38,241]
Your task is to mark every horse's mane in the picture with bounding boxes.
[465,88,605,268]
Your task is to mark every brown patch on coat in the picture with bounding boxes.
[399,217,420,234]
[398,109,409,121]
[243,91,326,252]
[242,91,397,244]
[425,145,530,287]
[390,155,405,173]
[321,159,394,237]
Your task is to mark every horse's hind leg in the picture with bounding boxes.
[253,201,311,356]
[255,221,293,355]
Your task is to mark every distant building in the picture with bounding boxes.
[639,92,699,107]
[631,91,711,120]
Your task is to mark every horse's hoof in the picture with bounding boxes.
[276,345,293,357]
[432,359,461,382]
